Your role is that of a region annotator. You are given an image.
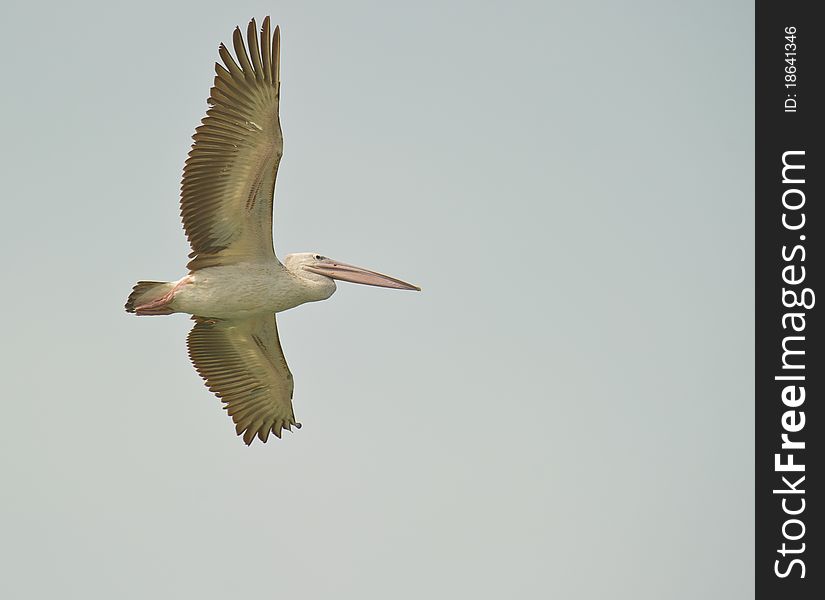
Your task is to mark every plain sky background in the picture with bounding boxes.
[1,1,753,598]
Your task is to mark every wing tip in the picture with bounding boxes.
[238,420,302,446]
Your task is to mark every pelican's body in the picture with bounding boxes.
[167,259,335,320]
[125,18,418,445]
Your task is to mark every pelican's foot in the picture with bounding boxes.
[135,276,192,315]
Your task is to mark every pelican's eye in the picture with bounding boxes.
[314,254,325,260]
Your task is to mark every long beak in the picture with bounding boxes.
[306,259,421,291]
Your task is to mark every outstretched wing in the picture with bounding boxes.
[181,17,283,271]
[187,314,300,444]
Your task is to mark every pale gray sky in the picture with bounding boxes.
[1,1,753,598]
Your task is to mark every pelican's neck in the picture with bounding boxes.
[284,263,337,304]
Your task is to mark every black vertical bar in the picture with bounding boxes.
[756,1,823,598]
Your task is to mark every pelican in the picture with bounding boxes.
[125,17,419,445]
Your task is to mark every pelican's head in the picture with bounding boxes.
[285,253,420,294]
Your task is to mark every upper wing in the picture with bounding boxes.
[181,17,283,271]
[187,314,300,444]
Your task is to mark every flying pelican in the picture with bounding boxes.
[125,17,419,445]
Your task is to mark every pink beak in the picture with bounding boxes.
[306,259,420,291]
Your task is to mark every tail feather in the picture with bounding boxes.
[125,281,176,315]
